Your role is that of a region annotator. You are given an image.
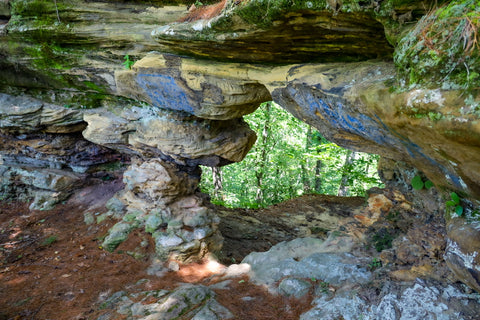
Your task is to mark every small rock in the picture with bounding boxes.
[222,263,251,279]
[102,222,133,252]
[145,213,163,233]
[84,212,95,225]
[241,296,255,301]
[278,278,312,298]
[147,259,168,277]
[168,261,180,272]
[154,232,184,248]
[209,280,231,290]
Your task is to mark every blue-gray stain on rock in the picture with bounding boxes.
[295,86,465,190]
[137,74,193,114]
[298,87,395,147]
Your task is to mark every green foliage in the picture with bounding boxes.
[411,175,424,190]
[394,0,480,93]
[446,191,464,217]
[371,229,395,252]
[40,235,57,246]
[318,281,330,295]
[234,0,328,28]
[200,102,383,208]
[424,180,434,189]
[11,0,55,16]
[411,174,434,190]
[123,55,135,70]
[368,257,382,271]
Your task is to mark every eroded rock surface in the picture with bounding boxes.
[235,231,480,320]
[98,284,233,320]
[0,93,123,209]
[101,158,223,262]
[1,0,480,296]
[116,54,271,120]
[82,105,256,165]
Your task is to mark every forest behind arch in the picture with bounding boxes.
[201,102,383,208]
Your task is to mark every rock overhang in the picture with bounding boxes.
[1,0,480,292]
[115,50,480,200]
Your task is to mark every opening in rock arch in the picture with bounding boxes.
[200,101,384,208]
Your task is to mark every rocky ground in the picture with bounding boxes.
[0,179,353,319]
[1,179,479,320]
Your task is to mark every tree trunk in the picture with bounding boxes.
[212,166,223,200]
[255,102,272,204]
[338,150,357,196]
[314,159,323,193]
[301,126,313,193]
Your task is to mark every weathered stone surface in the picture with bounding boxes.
[121,158,197,206]
[0,1,187,107]
[301,280,480,320]
[102,159,222,262]
[1,0,480,298]
[0,164,85,210]
[116,53,271,120]
[445,218,480,293]
[98,284,233,320]
[0,93,125,208]
[0,131,120,173]
[242,237,369,291]
[152,0,394,64]
[0,93,85,133]
[118,51,480,203]
[82,105,256,165]
[278,278,312,299]
[102,222,133,252]
[235,235,480,320]
[272,62,480,199]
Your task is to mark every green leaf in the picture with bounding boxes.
[450,192,460,204]
[424,180,434,189]
[411,175,424,190]
[122,55,134,70]
[445,200,456,207]
[455,205,464,216]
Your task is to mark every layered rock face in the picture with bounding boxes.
[1,0,480,294]
[0,93,122,209]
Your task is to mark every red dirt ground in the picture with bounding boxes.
[0,180,316,320]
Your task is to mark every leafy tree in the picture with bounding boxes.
[200,102,383,208]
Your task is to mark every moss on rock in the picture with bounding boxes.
[395,0,480,94]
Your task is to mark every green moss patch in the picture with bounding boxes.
[394,0,480,92]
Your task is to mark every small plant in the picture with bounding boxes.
[318,281,330,294]
[371,229,395,252]
[386,211,399,222]
[411,175,434,190]
[122,54,134,70]
[41,235,57,246]
[446,192,464,217]
[368,257,382,271]
[195,0,204,6]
